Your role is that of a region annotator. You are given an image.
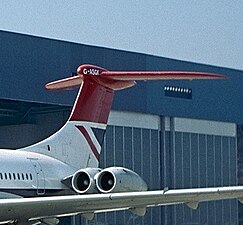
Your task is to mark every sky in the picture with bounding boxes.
[0,0,242,70]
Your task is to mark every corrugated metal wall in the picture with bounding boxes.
[0,30,240,224]
[162,133,237,225]
[74,113,238,225]
[0,101,238,224]
[99,125,161,225]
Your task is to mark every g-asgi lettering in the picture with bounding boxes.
[83,68,100,76]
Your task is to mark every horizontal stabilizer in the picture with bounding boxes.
[45,75,83,91]
[45,64,225,91]
[100,71,225,80]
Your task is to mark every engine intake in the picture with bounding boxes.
[95,167,148,193]
[72,168,101,194]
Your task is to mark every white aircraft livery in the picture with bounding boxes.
[0,64,243,225]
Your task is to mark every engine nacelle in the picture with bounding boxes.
[72,168,101,194]
[95,167,148,193]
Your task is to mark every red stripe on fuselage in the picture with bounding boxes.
[76,126,100,161]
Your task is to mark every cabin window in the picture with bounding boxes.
[0,172,34,181]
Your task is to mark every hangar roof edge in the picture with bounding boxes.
[1,29,242,73]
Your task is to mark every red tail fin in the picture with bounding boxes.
[45,64,225,124]
[23,64,225,169]
[69,77,114,123]
[46,64,225,91]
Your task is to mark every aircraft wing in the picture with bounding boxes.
[1,186,243,222]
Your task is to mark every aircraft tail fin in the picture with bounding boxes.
[21,64,224,169]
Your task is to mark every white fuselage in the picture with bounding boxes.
[0,149,76,199]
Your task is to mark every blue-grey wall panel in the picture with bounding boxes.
[230,137,237,185]
[215,136,223,186]
[163,131,172,188]
[123,127,133,170]
[0,31,77,105]
[98,125,162,225]
[0,107,238,224]
[182,132,191,188]
[1,31,243,123]
[145,54,243,123]
[133,128,142,175]
[206,135,214,186]
[215,201,223,225]
[199,134,207,187]
[174,132,183,188]
[162,126,238,225]
[222,137,230,186]
[0,30,240,225]
[191,133,199,187]
[142,129,150,183]
[150,129,160,189]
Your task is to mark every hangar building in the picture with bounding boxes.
[0,30,243,225]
